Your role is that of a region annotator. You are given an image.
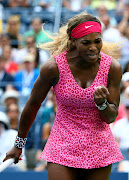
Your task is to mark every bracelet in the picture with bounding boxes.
[95,99,107,110]
[14,135,27,149]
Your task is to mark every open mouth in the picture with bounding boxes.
[88,54,98,59]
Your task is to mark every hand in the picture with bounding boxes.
[3,146,22,164]
[93,85,109,105]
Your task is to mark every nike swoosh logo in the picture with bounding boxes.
[85,25,94,29]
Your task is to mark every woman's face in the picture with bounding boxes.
[9,20,17,30]
[73,32,102,64]
[2,46,11,60]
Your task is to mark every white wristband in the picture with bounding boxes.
[95,99,107,110]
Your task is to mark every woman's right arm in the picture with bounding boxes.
[3,57,59,163]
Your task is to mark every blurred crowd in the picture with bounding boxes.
[0,0,129,173]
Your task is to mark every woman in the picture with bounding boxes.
[4,13,123,180]
[2,45,18,76]
[5,15,21,48]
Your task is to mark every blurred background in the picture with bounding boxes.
[0,0,129,177]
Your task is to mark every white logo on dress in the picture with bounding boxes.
[85,25,94,29]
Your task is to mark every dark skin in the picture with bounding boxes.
[48,162,112,180]
[4,32,122,180]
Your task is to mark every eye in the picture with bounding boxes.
[95,39,101,44]
[81,41,90,45]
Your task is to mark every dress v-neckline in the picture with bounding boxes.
[64,51,102,90]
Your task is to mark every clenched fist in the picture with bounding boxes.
[93,85,109,105]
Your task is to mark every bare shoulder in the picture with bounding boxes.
[109,58,122,77]
[40,57,58,73]
[110,58,122,71]
[40,57,59,85]
[108,58,122,85]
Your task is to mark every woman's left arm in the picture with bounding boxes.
[93,59,122,124]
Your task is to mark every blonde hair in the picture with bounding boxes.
[38,12,121,59]
[6,15,20,37]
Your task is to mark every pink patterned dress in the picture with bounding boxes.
[40,51,124,169]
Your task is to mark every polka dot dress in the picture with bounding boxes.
[40,51,124,169]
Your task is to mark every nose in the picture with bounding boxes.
[89,44,97,51]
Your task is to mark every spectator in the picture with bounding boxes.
[22,17,52,46]
[14,53,40,96]
[31,0,51,9]
[96,4,117,27]
[28,46,40,68]
[116,0,129,24]
[123,61,129,74]
[62,0,91,12]
[117,0,126,12]
[1,89,19,108]
[112,100,129,162]
[34,89,56,172]
[0,33,18,63]
[0,55,14,94]
[2,45,19,76]
[15,36,49,66]
[111,98,129,172]
[6,103,20,130]
[24,120,37,170]
[118,1,129,33]
[4,15,22,48]
[15,36,36,65]
[100,14,123,43]
[41,89,57,146]
[0,111,25,172]
[119,25,129,71]
[112,77,129,125]
[118,159,129,172]
[114,103,126,124]
[120,72,129,104]
[23,36,36,49]
[29,46,49,68]
[0,34,11,55]
[91,0,117,10]
[14,51,41,170]
[7,0,30,7]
